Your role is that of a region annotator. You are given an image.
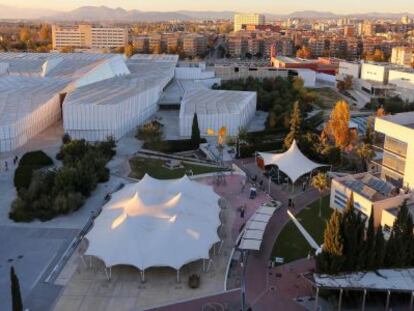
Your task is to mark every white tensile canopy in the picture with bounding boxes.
[85,174,221,273]
[257,140,327,183]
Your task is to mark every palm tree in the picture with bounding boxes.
[311,172,329,217]
[356,143,375,171]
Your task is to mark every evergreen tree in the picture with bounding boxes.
[10,266,23,311]
[374,226,386,269]
[316,209,344,274]
[191,113,201,147]
[341,193,365,271]
[284,101,302,149]
[384,200,413,267]
[364,208,377,270]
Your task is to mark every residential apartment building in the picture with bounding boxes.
[234,13,265,32]
[330,113,414,235]
[52,24,128,50]
[227,34,248,58]
[391,47,413,67]
[308,37,326,57]
[182,34,208,57]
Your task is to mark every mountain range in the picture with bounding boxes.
[0,5,413,21]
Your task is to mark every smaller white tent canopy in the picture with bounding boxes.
[257,140,327,183]
[85,174,221,273]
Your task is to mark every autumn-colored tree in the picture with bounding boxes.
[325,100,352,150]
[337,75,353,92]
[376,107,386,117]
[365,49,386,62]
[19,27,31,42]
[124,44,135,58]
[38,24,51,41]
[296,46,312,59]
[316,209,344,274]
[284,101,302,149]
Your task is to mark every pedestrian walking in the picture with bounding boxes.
[241,179,246,193]
[4,161,8,171]
[240,204,245,218]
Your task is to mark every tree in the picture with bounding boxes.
[365,49,386,62]
[124,44,135,58]
[136,121,163,144]
[385,200,414,267]
[284,101,302,149]
[341,193,365,271]
[19,27,31,42]
[296,46,312,59]
[316,209,344,274]
[38,24,51,41]
[325,100,351,150]
[10,266,23,311]
[337,75,353,92]
[364,207,377,270]
[355,143,375,171]
[191,113,201,147]
[311,172,329,217]
[374,227,386,269]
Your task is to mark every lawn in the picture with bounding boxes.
[311,88,343,109]
[129,156,226,179]
[271,195,332,264]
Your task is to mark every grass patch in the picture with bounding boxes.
[271,195,332,264]
[129,156,226,179]
[311,88,343,109]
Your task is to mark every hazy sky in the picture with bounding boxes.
[1,0,413,13]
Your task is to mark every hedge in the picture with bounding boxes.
[14,151,53,190]
[143,138,207,153]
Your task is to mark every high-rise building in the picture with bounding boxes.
[52,24,128,50]
[234,13,265,32]
[308,37,326,57]
[391,47,413,67]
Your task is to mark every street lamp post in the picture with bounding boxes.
[240,249,247,311]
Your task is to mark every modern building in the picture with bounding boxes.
[234,13,265,32]
[391,47,413,67]
[179,89,256,137]
[0,53,130,152]
[330,112,414,234]
[52,24,128,50]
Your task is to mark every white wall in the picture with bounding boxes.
[293,69,316,88]
[361,63,388,83]
[388,70,414,90]
[174,67,215,80]
[0,94,61,152]
[338,61,360,79]
[316,72,336,85]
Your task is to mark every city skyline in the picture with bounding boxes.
[0,0,413,15]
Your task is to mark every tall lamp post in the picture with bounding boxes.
[240,249,248,311]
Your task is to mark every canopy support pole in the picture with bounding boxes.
[207,259,213,272]
[176,269,180,283]
[80,255,87,268]
[385,290,391,311]
[309,169,314,185]
[361,289,367,311]
[104,267,110,281]
[203,259,206,272]
[291,179,294,193]
[338,288,343,311]
[314,287,319,311]
[109,267,112,280]
[410,291,414,311]
[218,240,224,254]
[140,270,145,283]
[213,243,216,256]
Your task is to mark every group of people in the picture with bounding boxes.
[1,155,19,172]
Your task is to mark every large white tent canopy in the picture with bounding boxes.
[85,174,221,272]
[257,140,327,183]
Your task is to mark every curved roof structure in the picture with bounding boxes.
[85,174,221,271]
[258,140,327,183]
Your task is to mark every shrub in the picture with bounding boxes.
[188,274,200,289]
[143,138,207,153]
[136,121,163,142]
[14,151,53,190]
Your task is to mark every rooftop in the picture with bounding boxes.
[379,111,414,129]
[336,172,398,202]
[180,89,256,116]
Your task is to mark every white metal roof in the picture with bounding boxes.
[258,140,328,183]
[180,89,256,116]
[314,269,414,292]
[85,174,221,270]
